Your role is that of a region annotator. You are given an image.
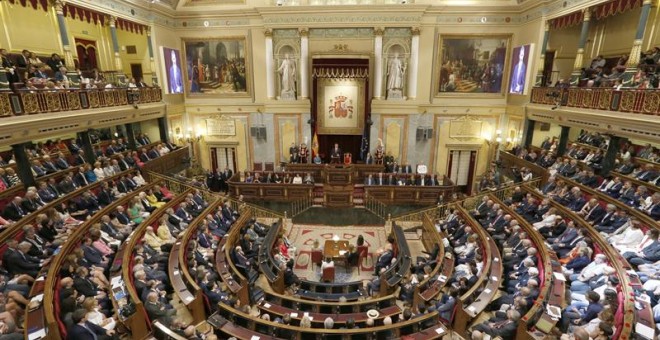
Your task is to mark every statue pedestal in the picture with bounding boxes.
[279,90,296,101]
[387,89,404,100]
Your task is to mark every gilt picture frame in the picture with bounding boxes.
[435,34,512,97]
[182,36,252,97]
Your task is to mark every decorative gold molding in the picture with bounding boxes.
[299,28,308,37]
[374,28,384,36]
[264,29,273,37]
[411,27,420,36]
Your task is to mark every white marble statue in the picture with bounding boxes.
[386,52,406,99]
[278,53,296,99]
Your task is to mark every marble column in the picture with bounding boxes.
[53,0,80,86]
[108,16,125,82]
[522,119,535,148]
[265,29,275,99]
[407,27,420,100]
[11,143,36,188]
[570,9,591,85]
[78,130,96,164]
[601,136,626,176]
[146,27,158,86]
[300,28,309,99]
[535,21,550,86]
[556,125,571,156]
[124,123,137,151]
[53,0,74,69]
[373,28,384,99]
[623,0,654,82]
[157,117,169,143]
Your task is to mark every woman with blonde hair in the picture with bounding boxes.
[128,196,149,224]
[82,297,116,330]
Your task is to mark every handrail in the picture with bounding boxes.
[146,171,285,220]
[216,302,444,337]
[42,181,160,340]
[392,178,542,222]
[364,194,390,221]
[0,169,132,246]
[289,194,313,217]
[489,194,561,337]
[120,187,192,339]
[529,87,660,115]
[412,213,453,308]
[522,184,638,340]
[218,208,252,305]
[174,196,222,325]
[451,204,498,335]
[0,87,162,117]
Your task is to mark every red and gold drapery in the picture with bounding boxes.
[593,0,643,20]
[6,0,48,11]
[549,11,584,30]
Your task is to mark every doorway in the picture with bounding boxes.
[130,64,143,82]
[210,147,237,173]
[74,38,99,71]
[543,50,556,86]
[447,150,477,195]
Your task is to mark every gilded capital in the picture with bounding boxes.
[642,0,653,5]
[374,27,384,36]
[146,26,152,36]
[107,15,117,27]
[51,0,65,13]
[411,27,420,36]
[544,20,550,32]
[299,28,309,37]
[264,28,273,37]
[582,8,591,21]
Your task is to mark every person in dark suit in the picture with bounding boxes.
[2,197,26,221]
[67,309,116,340]
[55,153,71,170]
[374,248,393,274]
[471,310,520,340]
[0,48,19,84]
[3,240,40,277]
[139,148,151,163]
[330,143,342,164]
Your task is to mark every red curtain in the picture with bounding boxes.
[594,0,643,20]
[549,11,584,30]
[7,0,48,11]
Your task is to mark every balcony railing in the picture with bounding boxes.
[0,87,162,117]
[530,87,660,115]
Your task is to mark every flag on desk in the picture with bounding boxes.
[312,131,319,157]
[360,125,369,161]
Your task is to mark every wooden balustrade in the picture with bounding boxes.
[117,187,192,340]
[0,87,162,117]
[530,87,660,115]
[489,194,565,339]
[170,198,222,325]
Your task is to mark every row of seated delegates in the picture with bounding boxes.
[59,184,177,339]
[528,143,660,216]
[364,173,443,186]
[205,167,234,193]
[625,143,660,164]
[0,170,148,234]
[491,188,621,339]
[2,177,153,339]
[243,171,314,184]
[0,168,20,192]
[139,194,214,331]
[473,198,542,331]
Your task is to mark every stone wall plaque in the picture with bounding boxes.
[206,117,236,136]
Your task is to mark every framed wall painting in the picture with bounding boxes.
[161,47,184,94]
[316,78,365,135]
[436,34,511,97]
[182,37,252,97]
[508,43,534,95]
